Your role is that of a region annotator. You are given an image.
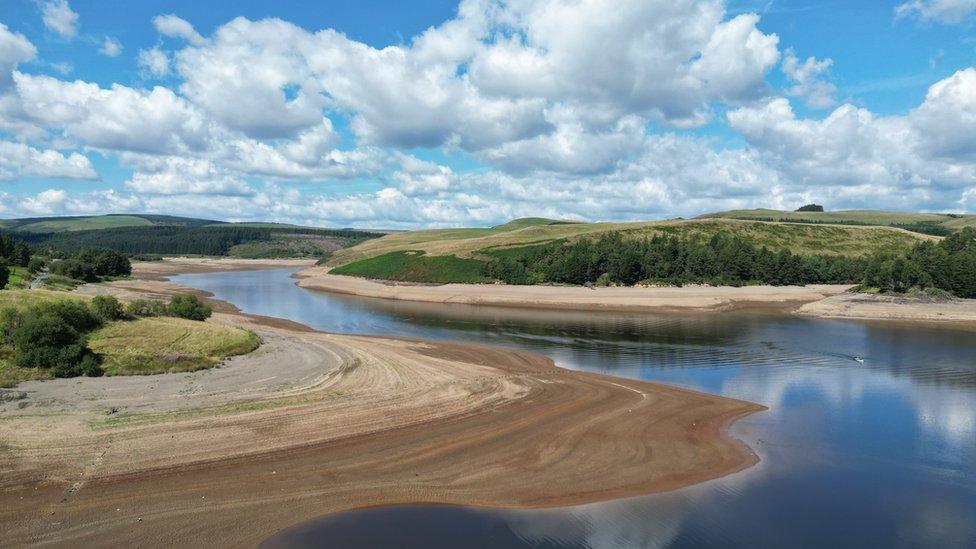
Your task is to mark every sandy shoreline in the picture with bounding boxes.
[0,259,764,547]
[296,266,976,324]
[797,292,976,327]
[295,266,851,313]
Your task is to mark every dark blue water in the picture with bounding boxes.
[173,268,976,548]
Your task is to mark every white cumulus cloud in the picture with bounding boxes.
[40,0,80,39]
[152,14,206,45]
[0,140,97,180]
[896,0,976,24]
[99,36,122,57]
[782,48,836,109]
[138,47,170,78]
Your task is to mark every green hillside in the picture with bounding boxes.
[0,214,220,233]
[699,209,976,235]
[328,217,932,269]
[0,214,384,259]
[324,216,938,285]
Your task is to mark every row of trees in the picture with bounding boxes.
[48,249,131,282]
[863,228,976,298]
[481,229,976,298]
[483,232,868,287]
[0,233,31,267]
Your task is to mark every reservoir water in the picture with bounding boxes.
[171,268,976,548]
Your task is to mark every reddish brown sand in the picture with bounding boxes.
[0,259,764,548]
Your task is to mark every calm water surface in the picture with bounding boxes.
[172,268,976,549]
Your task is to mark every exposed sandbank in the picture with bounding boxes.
[797,292,976,326]
[297,266,976,325]
[295,266,850,313]
[0,259,764,547]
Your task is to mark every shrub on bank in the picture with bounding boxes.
[124,298,170,317]
[168,295,212,321]
[91,295,125,322]
[1,300,104,378]
[124,295,212,321]
[27,256,47,274]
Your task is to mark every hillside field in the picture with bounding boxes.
[328,217,934,271]
[700,209,976,234]
[0,214,220,232]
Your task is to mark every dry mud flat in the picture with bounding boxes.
[296,266,851,313]
[0,260,764,548]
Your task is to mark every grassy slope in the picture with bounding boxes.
[88,317,260,375]
[6,267,30,289]
[331,251,488,283]
[327,218,934,271]
[0,288,87,308]
[15,215,153,232]
[701,209,976,230]
[226,233,367,259]
[0,214,222,233]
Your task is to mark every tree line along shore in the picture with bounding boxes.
[332,227,976,300]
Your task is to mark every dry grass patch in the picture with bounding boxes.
[0,289,88,309]
[88,317,260,375]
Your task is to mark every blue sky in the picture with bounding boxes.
[0,0,975,227]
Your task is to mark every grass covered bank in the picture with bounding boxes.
[0,290,260,387]
[88,317,260,375]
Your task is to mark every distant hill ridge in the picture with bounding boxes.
[0,213,370,234]
[698,209,976,236]
[0,214,386,259]
[0,214,222,233]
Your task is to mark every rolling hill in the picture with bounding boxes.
[0,214,384,259]
[327,216,934,270]
[0,214,221,233]
[698,209,976,235]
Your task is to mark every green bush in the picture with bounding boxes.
[1,300,105,378]
[92,249,131,277]
[0,306,21,343]
[51,259,97,282]
[91,295,124,321]
[168,295,212,321]
[0,261,8,290]
[10,314,101,377]
[124,298,170,317]
[27,256,47,274]
[35,300,101,332]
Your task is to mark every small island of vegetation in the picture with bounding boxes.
[0,291,258,387]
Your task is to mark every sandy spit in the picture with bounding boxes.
[295,266,851,313]
[797,292,976,326]
[0,259,765,548]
